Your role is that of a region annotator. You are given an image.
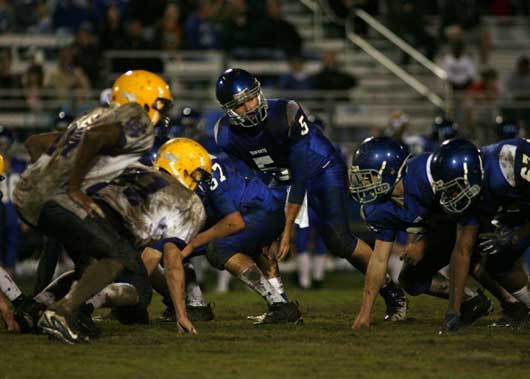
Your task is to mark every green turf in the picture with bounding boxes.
[1,273,529,379]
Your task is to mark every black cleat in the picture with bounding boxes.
[160,303,215,322]
[159,306,175,322]
[14,298,46,334]
[77,304,101,338]
[380,283,408,321]
[491,302,530,327]
[254,301,303,325]
[186,304,215,322]
[460,289,493,325]
[38,309,89,344]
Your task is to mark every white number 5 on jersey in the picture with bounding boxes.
[298,115,309,136]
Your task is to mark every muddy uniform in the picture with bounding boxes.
[13,103,154,227]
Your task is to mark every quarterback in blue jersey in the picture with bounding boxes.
[181,153,302,324]
[431,138,530,329]
[213,68,407,321]
[349,137,495,330]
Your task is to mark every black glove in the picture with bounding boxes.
[478,227,518,256]
[439,311,461,334]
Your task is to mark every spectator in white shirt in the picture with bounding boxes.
[442,42,476,91]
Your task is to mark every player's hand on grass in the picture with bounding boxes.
[68,189,105,218]
[439,311,460,334]
[176,315,197,335]
[352,314,371,330]
[0,303,21,333]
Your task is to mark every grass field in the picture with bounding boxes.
[1,273,529,379]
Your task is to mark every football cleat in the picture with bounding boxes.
[380,283,409,321]
[13,297,46,333]
[77,304,101,338]
[38,309,89,345]
[159,303,215,322]
[491,302,530,327]
[460,289,493,325]
[253,301,303,326]
[186,304,215,322]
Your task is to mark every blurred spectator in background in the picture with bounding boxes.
[442,42,476,90]
[72,23,102,87]
[52,0,92,35]
[221,0,260,56]
[277,56,313,91]
[327,0,378,36]
[154,2,184,51]
[23,63,45,112]
[503,56,530,101]
[26,0,52,34]
[45,46,91,109]
[0,127,26,278]
[465,67,499,142]
[184,0,222,50]
[258,0,302,58]
[440,0,491,63]
[128,0,167,29]
[311,51,357,100]
[0,0,14,33]
[0,50,21,94]
[503,56,530,131]
[394,0,438,65]
[99,4,128,51]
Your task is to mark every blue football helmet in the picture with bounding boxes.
[431,117,458,142]
[495,116,519,140]
[350,137,409,204]
[430,138,483,214]
[216,68,268,128]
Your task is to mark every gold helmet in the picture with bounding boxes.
[111,70,173,125]
[154,138,212,191]
[0,153,4,178]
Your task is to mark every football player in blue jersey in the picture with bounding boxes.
[179,152,302,324]
[431,138,530,330]
[349,137,496,330]
[214,68,407,322]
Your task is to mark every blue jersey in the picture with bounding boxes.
[197,153,285,222]
[362,154,476,242]
[479,138,530,220]
[215,98,340,204]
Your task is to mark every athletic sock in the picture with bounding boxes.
[238,264,286,305]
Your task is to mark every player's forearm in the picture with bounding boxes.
[448,246,471,315]
[358,241,392,317]
[284,202,302,231]
[163,243,187,319]
[25,132,60,162]
[188,212,245,250]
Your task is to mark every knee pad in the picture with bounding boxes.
[206,248,233,271]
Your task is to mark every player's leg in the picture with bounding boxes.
[35,201,137,343]
[311,231,327,289]
[294,226,312,289]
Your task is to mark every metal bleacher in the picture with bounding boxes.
[0,3,529,145]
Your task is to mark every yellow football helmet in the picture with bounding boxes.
[0,153,4,178]
[154,138,212,191]
[111,70,173,125]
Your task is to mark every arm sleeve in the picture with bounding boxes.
[287,138,311,204]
